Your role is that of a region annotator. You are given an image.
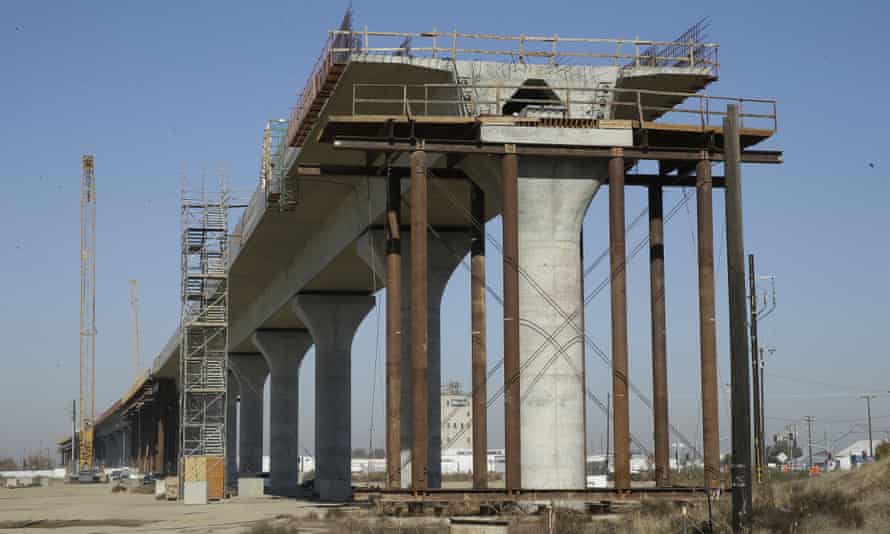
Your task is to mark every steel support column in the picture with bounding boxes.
[410,149,429,491]
[648,185,670,487]
[386,173,402,489]
[726,104,753,532]
[609,149,630,491]
[471,184,488,489]
[501,151,521,492]
[696,156,720,490]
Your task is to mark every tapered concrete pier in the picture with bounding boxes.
[516,156,603,489]
[229,353,268,475]
[252,329,313,495]
[293,294,374,502]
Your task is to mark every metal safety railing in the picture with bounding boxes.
[349,82,778,132]
[332,28,718,70]
[285,27,719,147]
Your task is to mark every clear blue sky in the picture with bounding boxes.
[2,0,888,461]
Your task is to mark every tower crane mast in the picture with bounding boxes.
[79,155,97,473]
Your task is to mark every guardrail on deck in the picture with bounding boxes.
[350,82,777,132]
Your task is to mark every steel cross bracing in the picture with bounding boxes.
[178,181,230,465]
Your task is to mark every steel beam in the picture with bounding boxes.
[410,149,429,491]
[696,156,720,490]
[725,105,753,532]
[386,173,402,488]
[470,184,488,489]
[501,151,521,492]
[332,139,784,164]
[648,185,670,487]
[609,149,631,491]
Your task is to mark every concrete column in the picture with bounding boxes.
[226,371,239,485]
[252,330,313,496]
[357,229,473,489]
[292,294,374,502]
[517,156,603,490]
[228,353,268,475]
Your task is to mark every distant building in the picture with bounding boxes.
[441,381,473,450]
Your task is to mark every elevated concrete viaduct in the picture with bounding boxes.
[77,21,781,504]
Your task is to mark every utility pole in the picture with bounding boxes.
[605,393,611,476]
[748,254,762,483]
[803,416,814,468]
[129,280,143,381]
[862,395,875,458]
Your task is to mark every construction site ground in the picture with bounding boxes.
[0,482,331,534]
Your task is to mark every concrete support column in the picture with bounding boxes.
[292,294,374,502]
[226,372,239,485]
[516,156,603,490]
[228,353,268,475]
[648,185,670,487]
[609,151,631,491]
[252,330,312,495]
[696,157,720,489]
[358,229,472,490]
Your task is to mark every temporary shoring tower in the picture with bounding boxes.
[178,178,230,503]
[79,155,97,473]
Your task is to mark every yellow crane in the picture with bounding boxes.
[79,155,97,474]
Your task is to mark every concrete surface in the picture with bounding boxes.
[293,294,374,501]
[228,353,268,475]
[252,329,313,495]
[0,483,322,533]
[182,481,207,505]
[226,371,240,484]
[514,157,604,489]
[238,477,265,498]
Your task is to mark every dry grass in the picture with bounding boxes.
[243,461,890,534]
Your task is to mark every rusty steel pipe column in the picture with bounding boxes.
[385,173,402,488]
[501,151,521,492]
[696,155,720,490]
[609,149,631,491]
[648,185,670,488]
[410,149,429,491]
[470,184,488,489]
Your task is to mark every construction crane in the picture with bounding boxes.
[79,155,97,475]
[129,279,143,379]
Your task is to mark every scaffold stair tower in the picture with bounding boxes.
[178,179,230,502]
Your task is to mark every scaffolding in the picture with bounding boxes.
[259,119,295,210]
[178,176,230,502]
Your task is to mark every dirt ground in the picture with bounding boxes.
[0,482,334,534]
